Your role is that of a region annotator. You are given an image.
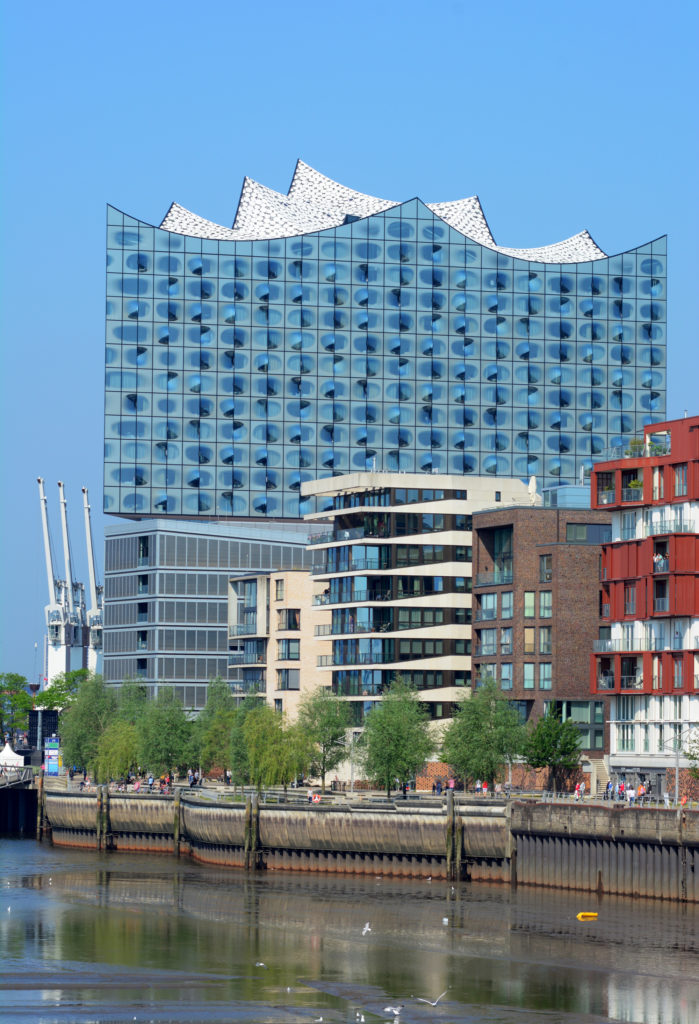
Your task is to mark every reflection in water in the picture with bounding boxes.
[0,839,697,1023]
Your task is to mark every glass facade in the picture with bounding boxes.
[106,190,666,520]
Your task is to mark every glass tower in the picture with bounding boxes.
[105,161,666,520]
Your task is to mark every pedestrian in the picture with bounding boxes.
[482,781,488,797]
[308,787,313,804]
[606,780,613,801]
[436,779,442,795]
[148,773,154,793]
[628,785,635,806]
[580,781,585,801]
[475,779,481,796]
[431,781,436,795]
[614,781,619,801]
[575,782,580,802]
[619,781,625,801]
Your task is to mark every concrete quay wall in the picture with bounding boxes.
[40,790,699,901]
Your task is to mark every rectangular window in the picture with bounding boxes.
[524,592,536,618]
[277,638,300,660]
[136,630,148,651]
[539,626,552,654]
[137,574,149,594]
[539,663,552,690]
[501,663,513,690]
[136,657,147,679]
[539,591,552,618]
[274,699,283,712]
[653,466,664,501]
[500,626,512,654]
[480,593,497,620]
[137,536,149,567]
[276,668,300,690]
[652,655,663,690]
[539,554,553,583]
[501,591,513,619]
[137,602,148,623]
[523,664,535,690]
[278,608,300,630]
[624,584,636,616]
[524,627,535,654]
[673,658,684,689]
[674,463,687,497]
[618,723,635,753]
[275,579,285,601]
[478,628,497,656]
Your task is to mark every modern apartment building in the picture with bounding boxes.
[471,495,611,759]
[227,569,330,715]
[591,415,699,795]
[301,472,532,726]
[105,161,667,524]
[103,519,311,704]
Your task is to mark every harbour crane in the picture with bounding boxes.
[82,487,103,672]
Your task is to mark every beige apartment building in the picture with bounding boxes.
[227,569,331,718]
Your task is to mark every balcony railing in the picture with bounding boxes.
[644,520,694,537]
[594,636,689,652]
[311,558,389,575]
[620,675,644,690]
[597,489,617,505]
[229,623,260,636]
[474,644,498,657]
[624,602,636,615]
[596,674,616,690]
[318,652,392,667]
[308,526,365,546]
[654,597,669,613]
[474,609,497,621]
[475,567,513,587]
[652,557,670,573]
[603,436,671,460]
[228,652,266,666]
[621,487,644,502]
[312,590,392,606]
[620,528,637,540]
[602,603,610,618]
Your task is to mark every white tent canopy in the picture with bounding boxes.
[0,742,25,768]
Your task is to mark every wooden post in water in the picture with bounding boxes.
[36,771,45,842]
[173,789,181,857]
[446,790,456,881]
[251,793,260,870]
[243,796,252,870]
[96,787,103,851]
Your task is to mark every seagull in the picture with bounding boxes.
[416,989,448,1006]
[383,1005,403,1016]
[255,961,266,968]
[362,922,371,935]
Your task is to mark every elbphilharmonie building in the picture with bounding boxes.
[106,161,666,521]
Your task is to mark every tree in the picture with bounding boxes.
[58,674,116,780]
[37,669,89,710]
[275,720,313,797]
[523,709,581,793]
[230,695,262,789]
[96,720,139,781]
[298,686,350,792]
[685,731,699,782]
[136,688,192,778]
[0,673,32,738]
[359,677,434,797]
[191,677,237,771]
[114,681,148,727]
[242,703,283,792]
[441,678,525,788]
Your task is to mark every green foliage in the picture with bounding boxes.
[523,709,581,792]
[230,695,261,787]
[58,674,116,780]
[359,677,434,797]
[114,681,148,726]
[243,704,283,791]
[0,673,32,736]
[96,721,139,781]
[37,669,89,710]
[298,686,350,791]
[685,733,699,781]
[191,677,237,770]
[441,678,525,787]
[136,688,192,777]
[275,720,313,793]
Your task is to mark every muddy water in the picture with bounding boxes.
[0,839,696,1024]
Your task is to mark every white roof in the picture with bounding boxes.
[158,159,607,263]
[0,742,25,768]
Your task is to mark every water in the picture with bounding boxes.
[0,839,697,1024]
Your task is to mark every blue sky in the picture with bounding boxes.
[1,0,697,680]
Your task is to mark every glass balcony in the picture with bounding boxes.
[475,566,513,586]
[652,556,670,573]
[620,675,644,690]
[308,526,365,546]
[597,489,617,505]
[474,609,497,621]
[596,673,616,690]
[644,520,694,537]
[312,589,392,606]
[229,622,259,636]
[621,487,644,502]
[474,643,497,657]
[654,597,669,613]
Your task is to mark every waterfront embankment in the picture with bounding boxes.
[37,784,699,902]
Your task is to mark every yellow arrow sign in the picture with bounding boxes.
[576,912,598,921]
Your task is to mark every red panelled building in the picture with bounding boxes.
[590,416,699,798]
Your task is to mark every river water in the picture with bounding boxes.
[0,840,696,1024]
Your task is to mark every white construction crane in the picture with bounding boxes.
[37,479,89,685]
[82,487,103,672]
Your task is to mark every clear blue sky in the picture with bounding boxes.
[1,0,697,681]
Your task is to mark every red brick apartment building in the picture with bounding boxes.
[590,416,699,798]
[472,495,611,784]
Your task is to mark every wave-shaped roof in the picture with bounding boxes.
[159,159,607,263]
